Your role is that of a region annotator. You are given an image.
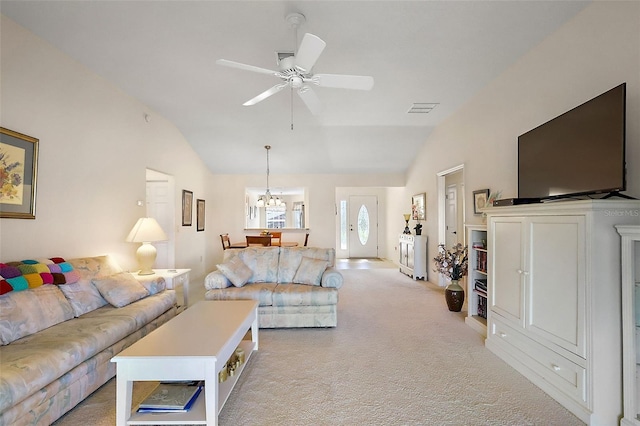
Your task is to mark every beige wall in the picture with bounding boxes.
[394,1,640,283]
[0,16,215,279]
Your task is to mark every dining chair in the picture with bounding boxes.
[270,231,282,246]
[220,234,247,250]
[246,235,272,246]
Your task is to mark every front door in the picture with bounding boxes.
[348,195,378,258]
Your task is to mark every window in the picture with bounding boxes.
[340,200,347,250]
[266,206,286,229]
[357,204,370,245]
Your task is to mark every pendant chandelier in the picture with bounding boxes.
[256,145,284,207]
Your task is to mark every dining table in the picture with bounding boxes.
[250,234,298,247]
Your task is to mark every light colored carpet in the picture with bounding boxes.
[53,268,584,425]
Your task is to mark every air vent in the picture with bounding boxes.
[276,51,294,65]
[407,103,439,114]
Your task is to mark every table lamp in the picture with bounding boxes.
[403,214,412,234]
[126,217,168,275]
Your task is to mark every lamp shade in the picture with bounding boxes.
[126,217,168,243]
[126,217,168,275]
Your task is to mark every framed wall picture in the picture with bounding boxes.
[196,199,205,232]
[0,127,39,219]
[411,193,426,221]
[182,190,193,226]
[473,189,490,214]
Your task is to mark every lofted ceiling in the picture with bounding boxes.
[1,1,589,175]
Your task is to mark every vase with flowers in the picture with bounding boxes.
[433,243,468,312]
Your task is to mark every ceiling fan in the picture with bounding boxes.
[216,13,374,115]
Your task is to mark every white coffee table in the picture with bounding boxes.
[111,300,259,426]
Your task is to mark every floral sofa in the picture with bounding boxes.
[204,247,343,328]
[0,255,177,426]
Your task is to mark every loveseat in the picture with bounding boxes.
[0,255,177,426]
[204,247,343,328]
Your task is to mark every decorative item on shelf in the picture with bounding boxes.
[413,222,422,235]
[403,214,412,234]
[482,190,502,223]
[472,189,489,215]
[126,217,168,275]
[433,243,468,312]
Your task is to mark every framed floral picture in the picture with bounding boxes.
[182,190,193,226]
[473,189,490,214]
[196,199,205,232]
[0,127,39,219]
[412,193,426,221]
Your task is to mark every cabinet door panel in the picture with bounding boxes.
[407,243,414,269]
[528,217,585,356]
[491,218,525,325]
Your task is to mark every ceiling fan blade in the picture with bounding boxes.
[216,59,278,76]
[243,83,288,106]
[295,33,326,72]
[313,74,374,90]
[297,86,323,115]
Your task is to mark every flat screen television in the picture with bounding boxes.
[518,83,626,201]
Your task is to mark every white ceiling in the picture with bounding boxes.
[1,1,589,175]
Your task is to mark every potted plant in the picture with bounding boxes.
[433,243,468,312]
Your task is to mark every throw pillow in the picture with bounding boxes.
[217,256,253,287]
[92,272,149,308]
[0,285,75,345]
[293,257,329,286]
[58,280,108,317]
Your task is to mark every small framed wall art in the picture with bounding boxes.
[182,190,193,226]
[196,199,205,232]
[411,193,426,221]
[0,127,39,219]
[473,189,490,215]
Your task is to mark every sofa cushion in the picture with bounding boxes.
[271,283,338,306]
[58,281,108,317]
[205,282,278,306]
[238,247,280,283]
[0,285,75,345]
[277,247,335,283]
[60,256,123,317]
[92,273,149,308]
[217,256,253,287]
[293,257,329,286]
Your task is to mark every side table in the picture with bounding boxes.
[150,269,191,309]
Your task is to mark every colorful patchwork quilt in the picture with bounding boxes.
[0,258,80,295]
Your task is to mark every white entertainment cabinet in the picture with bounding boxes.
[618,225,640,426]
[398,234,427,280]
[485,199,640,425]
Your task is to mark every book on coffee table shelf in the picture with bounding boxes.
[137,381,203,413]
